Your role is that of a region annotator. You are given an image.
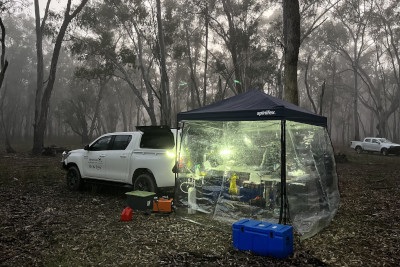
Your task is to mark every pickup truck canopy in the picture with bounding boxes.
[136,126,175,149]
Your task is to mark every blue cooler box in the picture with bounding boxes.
[232,219,293,258]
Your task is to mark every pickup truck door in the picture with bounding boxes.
[363,139,372,151]
[370,139,381,152]
[106,135,133,182]
[84,135,112,179]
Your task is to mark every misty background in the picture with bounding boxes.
[0,0,399,153]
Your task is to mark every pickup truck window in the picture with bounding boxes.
[365,138,371,142]
[372,139,379,144]
[140,132,174,149]
[91,136,112,151]
[111,135,132,150]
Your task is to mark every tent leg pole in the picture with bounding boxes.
[279,120,286,224]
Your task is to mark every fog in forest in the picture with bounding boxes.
[0,0,399,153]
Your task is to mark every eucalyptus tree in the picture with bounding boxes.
[32,0,88,155]
[6,14,37,134]
[200,1,210,106]
[328,0,374,141]
[297,0,339,111]
[266,0,335,103]
[0,2,13,152]
[300,22,350,140]
[69,61,115,142]
[74,0,160,125]
[156,0,172,125]
[299,6,341,117]
[0,14,39,151]
[208,0,272,95]
[75,0,191,126]
[356,0,400,139]
[177,0,225,109]
[182,1,202,109]
[60,79,100,143]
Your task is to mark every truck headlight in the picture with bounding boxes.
[61,151,71,162]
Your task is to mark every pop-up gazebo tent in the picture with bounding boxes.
[175,90,339,239]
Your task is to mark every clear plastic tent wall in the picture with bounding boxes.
[175,120,340,239]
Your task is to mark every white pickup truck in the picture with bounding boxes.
[62,126,178,192]
[350,137,400,156]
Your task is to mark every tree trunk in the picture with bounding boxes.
[184,23,201,109]
[282,0,300,105]
[329,60,336,134]
[352,57,360,141]
[377,111,387,137]
[0,18,13,153]
[156,0,171,126]
[133,24,157,125]
[0,84,15,153]
[369,109,374,136]
[32,0,88,155]
[117,90,128,132]
[32,0,46,154]
[393,111,397,142]
[110,57,157,125]
[136,102,142,126]
[341,120,345,146]
[222,0,242,95]
[215,76,225,102]
[202,3,209,106]
[88,78,108,139]
[173,62,181,119]
[304,55,317,113]
[319,81,325,115]
[0,17,9,90]
[277,56,284,99]
[358,112,366,138]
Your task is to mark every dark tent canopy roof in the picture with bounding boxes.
[177,90,327,127]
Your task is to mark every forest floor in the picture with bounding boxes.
[1,150,400,266]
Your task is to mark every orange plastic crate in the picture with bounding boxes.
[153,198,173,212]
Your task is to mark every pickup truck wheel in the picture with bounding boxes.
[355,146,363,154]
[381,148,388,156]
[134,173,157,193]
[66,166,83,191]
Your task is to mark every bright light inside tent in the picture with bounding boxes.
[244,137,251,145]
[166,151,176,158]
[219,149,232,156]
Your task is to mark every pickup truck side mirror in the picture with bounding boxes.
[84,144,90,151]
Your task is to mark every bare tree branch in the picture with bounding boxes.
[304,55,317,113]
